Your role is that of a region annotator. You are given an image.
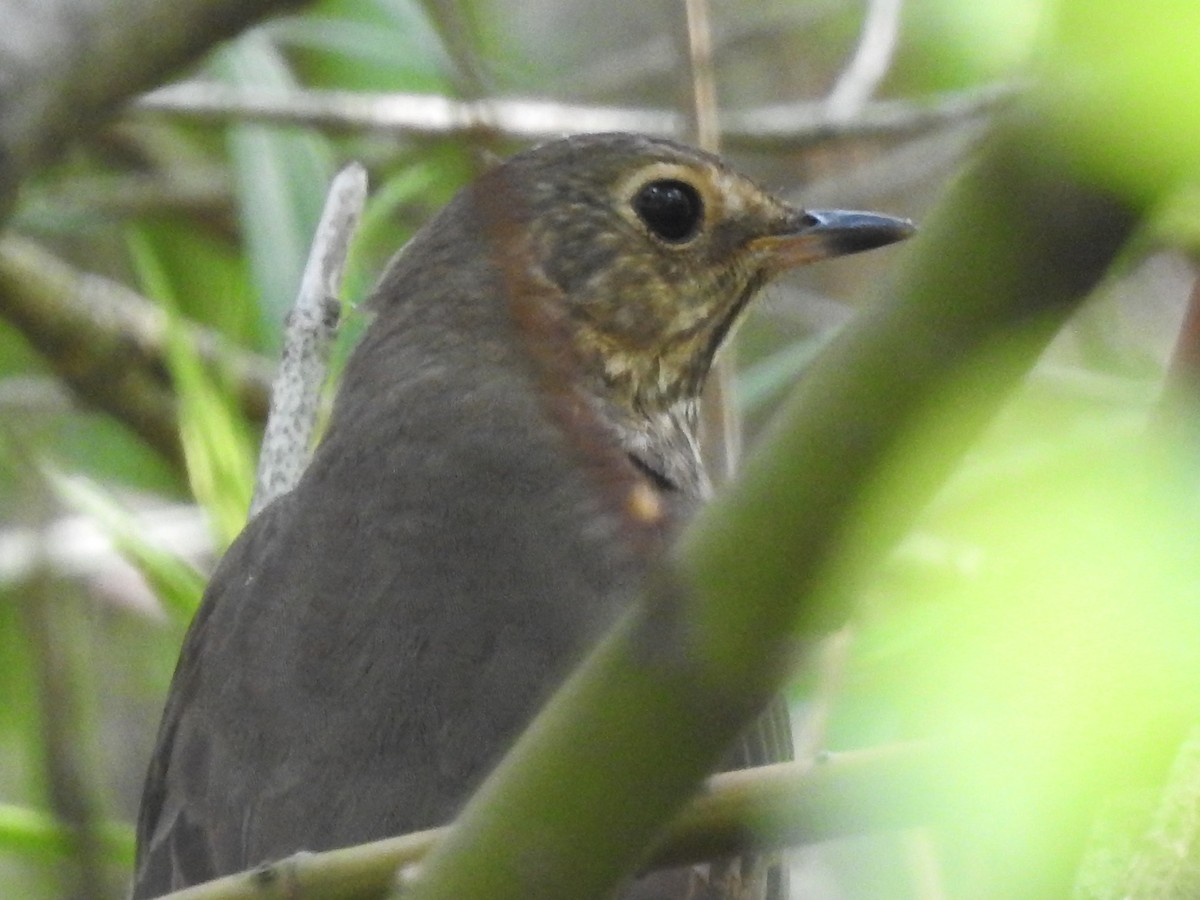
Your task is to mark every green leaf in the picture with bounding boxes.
[270,9,454,92]
[1042,0,1200,200]
[126,226,255,547]
[43,468,206,619]
[0,803,134,866]
[123,216,257,346]
[210,32,337,350]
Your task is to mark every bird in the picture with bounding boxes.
[131,132,912,900]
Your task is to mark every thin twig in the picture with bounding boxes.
[418,0,494,101]
[575,10,837,99]
[683,0,720,153]
[150,743,945,900]
[416,0,505,170]
[681,0,741,484]
[826,0,904,118]
[132,82,1019,153]
[251,162,367,516]
[733,80,1018,151]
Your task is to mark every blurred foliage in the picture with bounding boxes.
[45,471,206,619]
[1043,0,1200,201]
[126,224,257,546]
[0,0,1198,897]
[214,34,339,346]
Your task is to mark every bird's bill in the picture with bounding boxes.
[753,209,916,271]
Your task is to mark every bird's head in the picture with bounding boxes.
[471,133,913,416]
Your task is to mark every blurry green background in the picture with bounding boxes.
[1,0,1199,897]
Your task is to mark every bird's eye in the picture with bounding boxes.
[632,179,704,243]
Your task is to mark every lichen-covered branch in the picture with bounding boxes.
[251,162,366,515]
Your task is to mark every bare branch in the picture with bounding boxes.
[418,0,495,101]
[0,0,310,215]
[251,162,367,516]
[148,744,946,900]
[826,0,904,118]
[679,0,743,488]
[132,81,1019,153]
[682,0,720,153]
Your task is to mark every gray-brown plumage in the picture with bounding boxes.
[132,133,911,899]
